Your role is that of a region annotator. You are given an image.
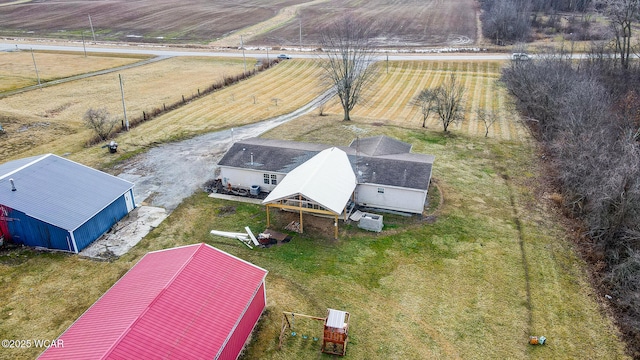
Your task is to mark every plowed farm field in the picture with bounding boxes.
[0,0,478,47]
[0,0,308,43]
[322,60,528,141]
[251,0,478,47]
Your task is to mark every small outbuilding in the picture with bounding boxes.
[39,243,268,360]
[0,154,135,253]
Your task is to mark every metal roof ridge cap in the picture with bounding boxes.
[38,249,157,359]
[101,244,203,359]
[298,147,351,191]
[0,153,50,181]
[200,243,269,273]
[48,153,135,187]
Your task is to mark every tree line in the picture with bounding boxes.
[502,50,640,358]
[479,0,639,47]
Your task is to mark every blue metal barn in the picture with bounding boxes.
[0,154,135,253]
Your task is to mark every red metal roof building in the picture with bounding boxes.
[39,243,268,360]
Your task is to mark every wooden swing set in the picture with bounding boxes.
[278,309,351,356]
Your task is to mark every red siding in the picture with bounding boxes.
[218,282,266,360]
[39,244,268,360]
[0,205,12,242]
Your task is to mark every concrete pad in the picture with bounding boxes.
[208,192,264,205]
[80,206,168,260]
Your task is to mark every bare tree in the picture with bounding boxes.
[476,109,498,137]
[411,89,437,127]
[83,107,117,141]
[431,73,466,132]
[319,15,378,121]
[606,0,640,69]
[318,102,327,116]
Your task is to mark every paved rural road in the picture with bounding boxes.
[0,41,513,61]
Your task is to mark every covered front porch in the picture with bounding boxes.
[262,147,356,239]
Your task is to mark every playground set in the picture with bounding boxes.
[278,308,351,356]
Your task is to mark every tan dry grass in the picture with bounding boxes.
[67,59,327,168]
[0,56,249,163]
[0,51,144,92]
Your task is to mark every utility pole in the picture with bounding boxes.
[386,54,389,74]
[299,17,302,52]
[31,48,41,89]
[88,14,96,42]
[82,32,87,57]
[119,74,129,131]
[266,47,269,64]
[240,35,247,73]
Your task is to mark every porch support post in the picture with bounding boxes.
[266,204,271,227]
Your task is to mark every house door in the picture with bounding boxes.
[124,191,135,212]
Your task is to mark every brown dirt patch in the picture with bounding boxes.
[0,1,308,43]
[271,211,338,239]
[251,0,478,47]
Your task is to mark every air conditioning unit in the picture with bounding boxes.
[358,213,383,232]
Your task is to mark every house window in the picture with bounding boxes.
[263,174,270,185]
[271,174,277,185]
[377,187,385,194]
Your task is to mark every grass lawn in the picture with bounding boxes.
[0,116,628,359]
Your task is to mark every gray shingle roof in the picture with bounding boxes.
[217,138,331,173]
[0,154,134,231]
[348,135,412,156]
[218,136,435,190]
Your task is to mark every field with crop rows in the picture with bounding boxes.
[253,0,478,47]
[0,51,145,92]
[322,60,529,141]
[0,55,250,162]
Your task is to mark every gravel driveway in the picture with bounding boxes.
[115,87,335,212]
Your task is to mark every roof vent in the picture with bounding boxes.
[9,178,16,191]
